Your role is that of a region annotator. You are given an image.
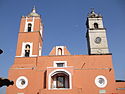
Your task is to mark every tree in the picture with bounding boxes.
[0,49,3,54]
[0,78,14,87]
[0,49,14,87]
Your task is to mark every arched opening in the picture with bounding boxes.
[58,48,62,55]
[25,44,30,57]
[28,23,32,32]
[51,72,69,89]
[94,23,98,29]
[49,70,71,89]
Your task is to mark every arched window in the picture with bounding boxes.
[25,44,30,57]
[51,72,69,89]
[58,48,62,55]
[94,23,98,29]
[28,23,32,32]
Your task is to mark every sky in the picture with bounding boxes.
[0,0,125,93]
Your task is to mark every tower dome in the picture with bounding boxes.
[88,9,102,18]
[28,6,40,17]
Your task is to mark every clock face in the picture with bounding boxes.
[95,37,101,44]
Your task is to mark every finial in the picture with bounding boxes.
[28,6,40,17]
[88,8,102,18]
[90,8,95,14]
[32,6,36,13]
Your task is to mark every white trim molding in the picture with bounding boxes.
[95,75,107,88]
[39,43,42,56]
[16,76,28,89]
[56,46,64,55]
[21,42,33,57]
[40,23,43,37]
[15,55,38,58]
[24,17,34,32]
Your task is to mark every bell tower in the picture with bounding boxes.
[16,7,43,57]
[86,10,110,55]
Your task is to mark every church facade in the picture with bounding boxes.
[6,8,125,94]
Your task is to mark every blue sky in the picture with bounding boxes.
[0,0,125,93]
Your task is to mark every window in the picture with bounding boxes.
[53,61,67,67]
[28,23,32,32]
[21,42,33,57]
[94,23,98,29]
[16,76,28,89]
[25,44,30,57]
[51,72,69,89]
[20,79,26,85]
[58,48,62,55]
[48,69,72,89]
[95,75,107,88]
[57,76,65,88]
[56,46,64,55]
[57,63,64,67]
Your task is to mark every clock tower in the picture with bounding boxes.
[86,10,110,55]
